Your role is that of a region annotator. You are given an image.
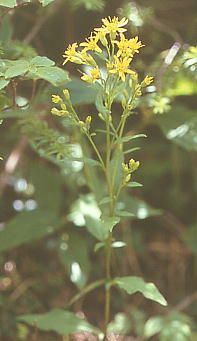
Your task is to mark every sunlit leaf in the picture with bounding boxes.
[0,0,16,7]
[114,276,167,306]
[30,56,55,67]
[5,60,29,78]
[59,231,90,289]
[17,309,101,335]
[38,0,55,6]
[35,66,69,86]
[0,210,59,251]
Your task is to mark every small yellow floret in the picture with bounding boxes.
[63,43,78,64]
[95,16,128,35]
[141,75,154,87]
[80,33,102,53]
[109,56,133,81]
[81,67,100,83]
[52,95,61,103]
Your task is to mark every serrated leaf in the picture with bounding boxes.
[0,210,59,252]
[35,66,69,86]
[30,56,55,67]
[17,309,101,335]
[0,0,16,7]
[115,276,167,306]
[5,60,29,78]
[39,0,55,6]
[126,182,143,187]
[0,78,10,90]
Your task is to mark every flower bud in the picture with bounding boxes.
[63,89,70,99]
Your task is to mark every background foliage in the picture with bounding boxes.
[0,0,196,340]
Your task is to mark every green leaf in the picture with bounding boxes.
[0,210,59,252]
[116,210,135,217]
[85,216,120,241]
[35,66,69,86]
[126,182,143,187]
[124,147,141,154]
[143,316,164,338]
[95,92,110,116]
[17,309,101,335]
[30,56,55,67]
[157,105,197,151]
[0,78,10,90]
[117,195,162,219]
[117,134,147,144]
[107,313,131,335]
[0,0,16,7]
[38,0,55,6]
[114,276,167,306]
[5,60,29,78]
[59,231,90,289]
[94,242,104,252]
[66,77,97,105]
[98,197,112,206]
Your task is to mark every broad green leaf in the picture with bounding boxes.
[30,56,55,67]
[66,77,97,105]
[28,163,62,213]
[160,320,191,341]
[35,66,69,86]
[85,216,120,241]
[0,0,16,7]
[126,182,143,187]
[157,105,197,151]
[107,313,131,335]
[0,210,59,252]
[117,195,162,219]
[115,276,167,306]
[59,231,90,289]
[5,60,29,79]
[144,316,164,338]
[17,309,101,335]
[39,0,55,6]
[0,78,10,90]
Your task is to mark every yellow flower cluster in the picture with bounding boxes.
[62,16,153,85]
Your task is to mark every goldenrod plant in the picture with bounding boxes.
[49,16,166,337]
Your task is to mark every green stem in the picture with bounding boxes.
[67,279,105,307]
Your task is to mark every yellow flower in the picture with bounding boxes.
[141,75,154,87]
[95,16,128,35]
[52,95,61,103]
[109,55,133,81]
[94,30,108,46]
[129,159,140,172]
[80,33,102,53]
[81,67,101,83]
[63,43,78,64]
[128,36,144,54]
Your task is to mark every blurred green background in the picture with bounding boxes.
[0,0,196,340]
